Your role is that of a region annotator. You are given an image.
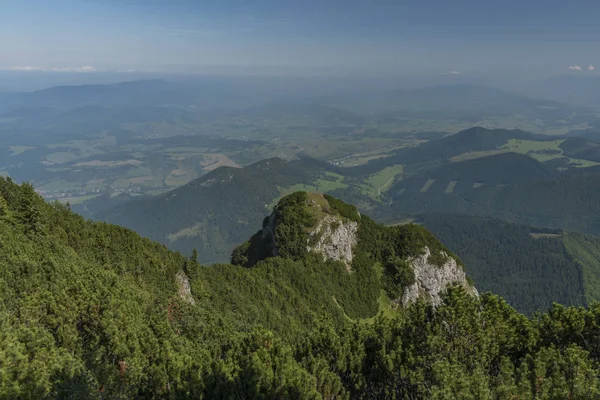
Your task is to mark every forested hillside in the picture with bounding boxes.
[390,152,554,198]
[4,179,600,398]
[391,171,600,236]
[348,127,554,175]
[419,214,600,314]
[96,158,339,263]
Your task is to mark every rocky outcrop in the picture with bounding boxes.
[255,192,476,307]
[176,270,195,305]
[401,247,478,307]
[308,215,358,271]
[260,195,358,269]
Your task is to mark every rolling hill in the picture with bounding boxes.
[389,152,555,196]
[349,126,600,177]
[0,79,240,111]
[347,127,555,175]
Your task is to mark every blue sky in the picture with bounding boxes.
[1,0,599,77]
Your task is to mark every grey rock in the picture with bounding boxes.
[308,215,358,271]
[175,270,195,305]
[401,247,478,307]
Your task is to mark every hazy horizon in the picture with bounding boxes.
[3,0,600,80]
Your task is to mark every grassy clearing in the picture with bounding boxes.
[563,233,600,304]
[451,149,510,162]
[420,179,436,193]
[444,181,458,194]
[452,138,600,166]
[294,136,409,162]
[200,153,240,172]
[503,138,564,152]
[74,159,143,168]
[46,152,81,164]
[315,178,348,192]
[502,139,565,162]
[38,180,79,191]
[46,140,104,158]
[58,194,101,205]
[366,165,404,190]
[9,146,36,155]
[569,158,600,168]
[504,138,600,167]
[167,222,205,242]
[358,165,404,200]
[333,143,410,167]
[163,147,209,154]
[111,175,160,189]
[364,291,400,324]
[543,123,590,136]
[345,153,390,166]
[364,263,401,324]
[530,233,562,239]
[85,179,106,191]
[165,171,193,187]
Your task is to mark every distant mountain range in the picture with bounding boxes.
[1,79,592,120]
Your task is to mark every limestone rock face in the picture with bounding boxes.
[261,209,358,269]
[308,215,358,271]
[401,247,478,307]
[176,270,195,305]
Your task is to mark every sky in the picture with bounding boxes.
[1,0,600,78]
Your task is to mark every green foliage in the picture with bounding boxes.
[382,256,416,299]
[296,288,600,399]
[323,194,361,222]
[563,232,600,305]
[4,177,600,399]
[421,214,589,315]
[231,240,251,266]
[392,170,600,238]
[560,137,600,162]
[272,192,317,260]
[356,215,463,270]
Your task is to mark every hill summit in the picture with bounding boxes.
[232,191,476,306]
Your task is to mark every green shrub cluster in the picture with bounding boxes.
[323,194,361,222]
